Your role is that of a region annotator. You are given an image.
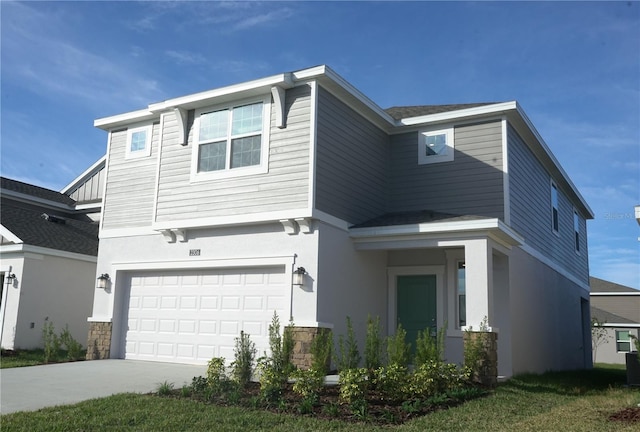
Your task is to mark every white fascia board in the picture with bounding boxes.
[148,73,295,113]
[151,208,313,231]
[0,243,97,263]
[512,103,594,219]
[350,218,523,247]
[598,323,640,328]
[61,156,106,194]
[94,108,158,131]
[590,292,640,296]
[0,225,22,244]
[397,102,518,128]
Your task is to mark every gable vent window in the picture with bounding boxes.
[125,125,152,159]
[418,127,454,165]
[192,97,270,181]
[551,181,559,234]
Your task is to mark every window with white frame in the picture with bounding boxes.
[574,210,580,252]
[126,125,152,159]
[192,98,270,179]
[418,127,454,164]
[457,261,466,328]
[616,330,632,352]
[551,181,559,233]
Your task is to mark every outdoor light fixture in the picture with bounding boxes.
[5,273,16,284]
[293,267,306,287]
[96,273,110,290]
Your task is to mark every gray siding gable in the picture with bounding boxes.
[315,86,389,225]
[388,120,504,219]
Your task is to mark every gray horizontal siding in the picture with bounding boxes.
[389,120,504,218]
[154,84,311,222]
[102,124,159,230]
[508,124,589,283]
[68,167,105,204]
[315,86,389,224]
[591,296,640,323]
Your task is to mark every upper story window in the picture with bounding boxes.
[418,127,454,165]
[126,125,152,159]
[551,181,559,234]
[192,97,270,181]
[574,210,580,252]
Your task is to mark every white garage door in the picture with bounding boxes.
[124,267,288,364]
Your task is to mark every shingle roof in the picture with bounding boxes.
[590,276,639,293]
[591,306,636,325]
[1,200,99,256]
[384,103,498,121]
[350,210,488,229]
[1,177,76,207]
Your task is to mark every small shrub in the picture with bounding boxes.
[414,325,446,367]
[292,368,324,401]
[463,317,492,383]
[42,321,60,363]
[191,376,208,394]
[409,361,467,398]
[310,328,332,375]
[335,316,361,371]
[156,380,174,396]
[298,397,315,415]
[322,402,340,417]
[338,367,369,405]
[180,385,191,398]
[59,325,83,361]
[374,363,410,402]
[231,331,256,387]
[364,315,384,371]
[258,312,295,403]
[387,324,410,367]
[206,357,232,393]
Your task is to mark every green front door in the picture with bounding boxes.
[397,275,437,351]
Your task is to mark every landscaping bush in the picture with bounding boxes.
[414,325,446,367]
[409,361,468,398]
[334,316,361,371]
[364,315,384,371]
[230,331,256,387]
[338,367,369,408]
[258,312,295,403]
[59,325,83,361]
[386,323,411,367]
[42,321,60,363]
[310,328,332,375]
[291,367,324,402]
[373,363,410,402]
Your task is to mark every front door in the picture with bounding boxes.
[397,275,437,351]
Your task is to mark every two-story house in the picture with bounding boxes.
[86,65,593,377]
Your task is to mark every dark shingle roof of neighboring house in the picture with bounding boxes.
[350,210,488,229]
[591,306,636,325]
[1,177,99,256]
[384,103,498,121]
[590,276,639,293]
[1,177,76,207]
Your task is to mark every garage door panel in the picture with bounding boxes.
[124,266,287,364]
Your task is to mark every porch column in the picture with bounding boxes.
[463,238,494,330]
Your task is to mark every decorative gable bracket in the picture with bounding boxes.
[279,218,314,235]
[159,228,188,243]
[173,107,189,146]
[271,74,293,129]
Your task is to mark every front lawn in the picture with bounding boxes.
[0,349,86,369]
[2,366,638,431]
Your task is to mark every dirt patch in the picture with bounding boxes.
[609,407,640,423]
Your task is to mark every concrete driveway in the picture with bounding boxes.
[0,359,207,414]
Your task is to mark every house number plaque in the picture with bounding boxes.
[189,249,201,257]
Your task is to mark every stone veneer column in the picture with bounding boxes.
[463,331,498,387]
[85,322,113,360]
[290,327,332,370]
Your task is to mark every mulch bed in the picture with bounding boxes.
[608,406,640,423]
[169,381,487,425]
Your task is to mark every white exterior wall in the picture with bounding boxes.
[593,327,639,364]
[316,222,388,364]
[1,250,95,350]
[509,246,590,374]
[90,223,320,358]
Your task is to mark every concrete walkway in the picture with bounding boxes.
[0,359,207,414]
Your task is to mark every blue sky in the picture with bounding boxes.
[1,1,638,288]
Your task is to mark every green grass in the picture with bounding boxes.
[2,366,638,431]
[0,349,86,369]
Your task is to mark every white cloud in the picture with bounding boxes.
[165,50,207,65]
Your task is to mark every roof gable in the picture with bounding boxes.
[1,177,76,207]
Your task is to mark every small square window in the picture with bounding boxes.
[126,125,152,159]
[418,127,454,164]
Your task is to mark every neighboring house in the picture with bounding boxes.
[87,65,593,377]
[590,276,640,364]
[0,165,103,350]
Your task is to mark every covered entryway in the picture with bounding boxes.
[122,266,288,364]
